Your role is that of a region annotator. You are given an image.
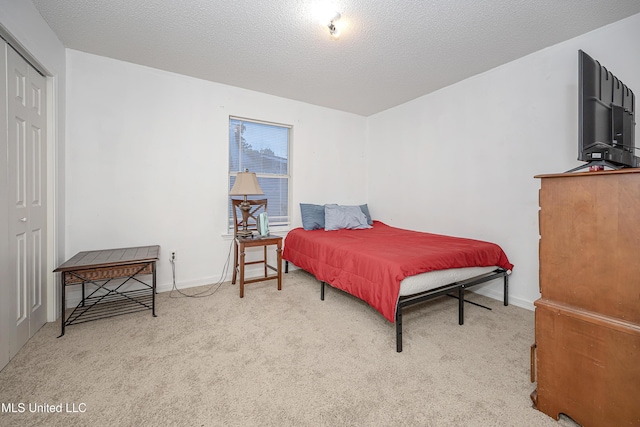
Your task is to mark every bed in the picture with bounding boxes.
[283,219,513,352]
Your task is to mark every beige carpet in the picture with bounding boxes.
[0,270,579,427]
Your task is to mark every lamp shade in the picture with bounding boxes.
[229,170,264,196]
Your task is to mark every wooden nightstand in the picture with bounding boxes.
[232,234,283,298]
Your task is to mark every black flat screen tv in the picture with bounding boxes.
[568,50,637,172]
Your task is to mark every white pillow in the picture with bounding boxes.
[324,204,372,231]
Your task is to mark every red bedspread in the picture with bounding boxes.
[283,221,513,323]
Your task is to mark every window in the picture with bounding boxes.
[228,117,290,231]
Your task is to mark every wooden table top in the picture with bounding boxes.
[54,245,160,272]
[535,168,640,179]
[236,234,282,243]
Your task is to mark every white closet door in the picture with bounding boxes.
[0,40,9,371]
[5,42,48,361]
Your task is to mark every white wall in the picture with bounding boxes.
[65,50,367,294]
[65,12,640,308]
[367,13,640,309]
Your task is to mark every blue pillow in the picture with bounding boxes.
[300,203,325,230]
[359,204,373,225]
[324,204,372,231]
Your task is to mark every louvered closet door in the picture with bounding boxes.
[6,42,48,359]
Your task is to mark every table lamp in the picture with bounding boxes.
[229,169,264,237]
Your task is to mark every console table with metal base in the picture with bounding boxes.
[54,245,160,337]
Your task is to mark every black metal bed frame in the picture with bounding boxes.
[394,268,509,352]
[285,261,509,352]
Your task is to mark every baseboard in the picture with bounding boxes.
[63,265,536,313]
[63,276,227,308]
[470,285,535,311]
[63,262,283,308]
[156,274,227,294]
[285,262,536,312]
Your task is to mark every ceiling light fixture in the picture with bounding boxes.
[326,11,341,39]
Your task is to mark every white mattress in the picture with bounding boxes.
[398,266,500,297]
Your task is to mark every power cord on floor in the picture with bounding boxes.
[169,238,233,298]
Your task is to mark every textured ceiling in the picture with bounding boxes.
[31,0,640,116]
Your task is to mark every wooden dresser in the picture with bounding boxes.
[532,169,640,427]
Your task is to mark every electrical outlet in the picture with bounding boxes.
[171,251,176,261]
